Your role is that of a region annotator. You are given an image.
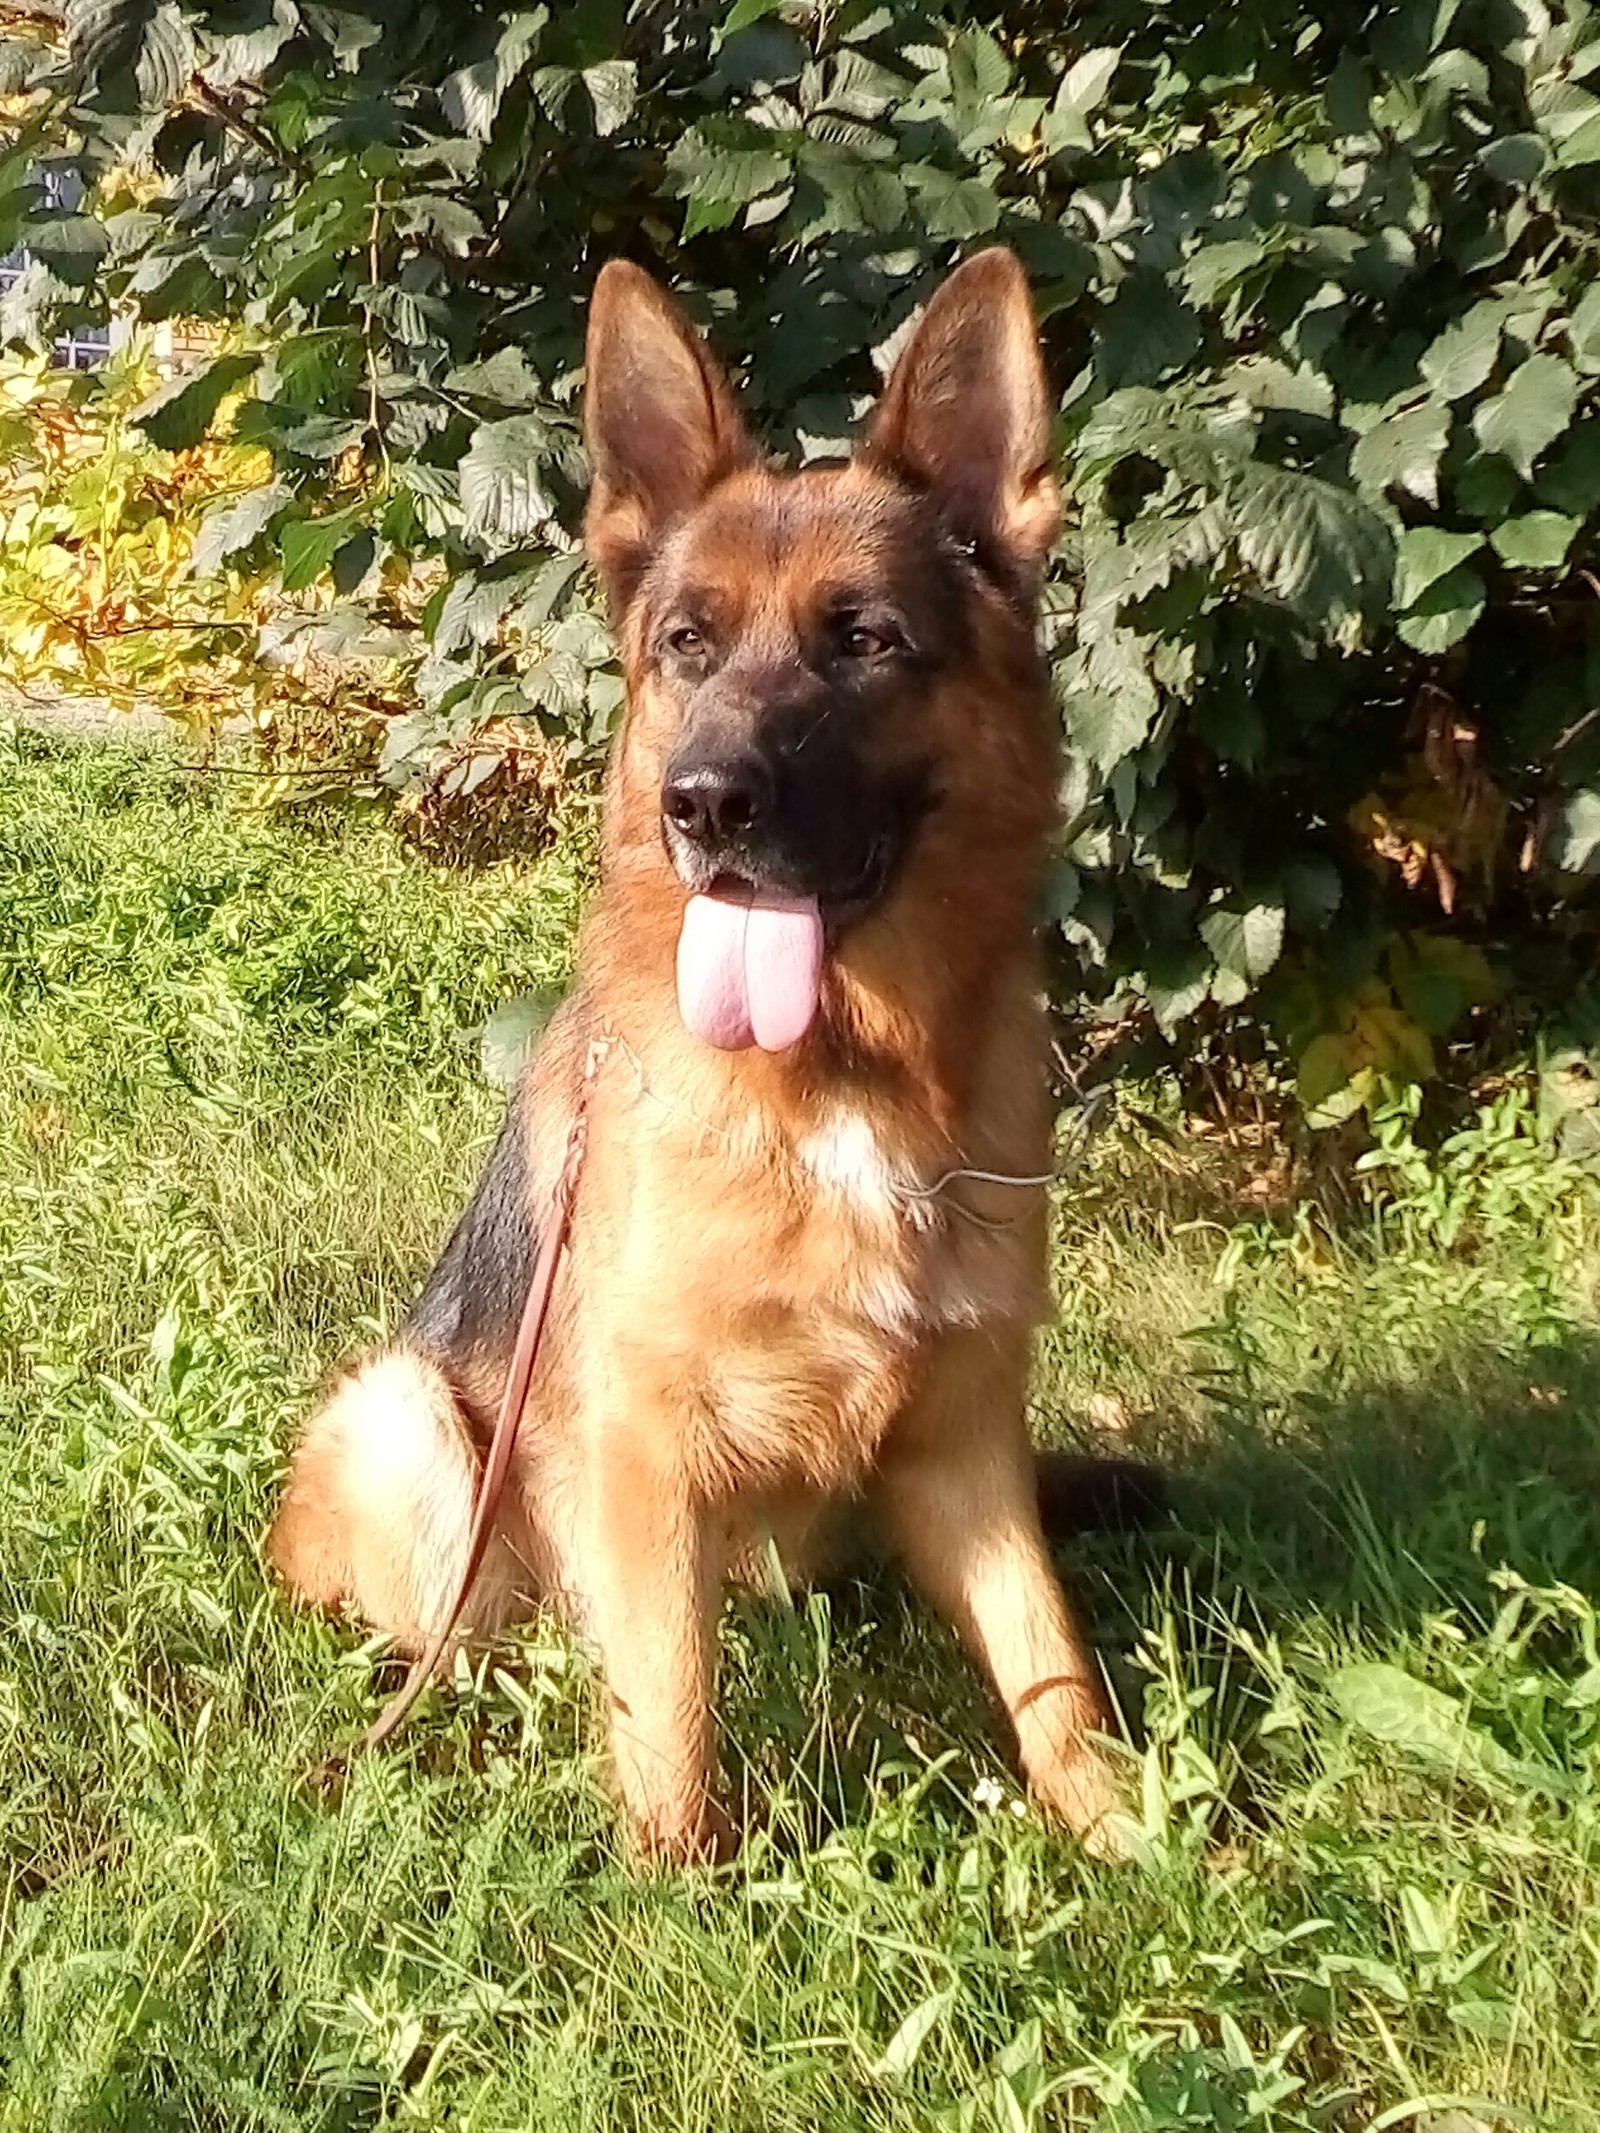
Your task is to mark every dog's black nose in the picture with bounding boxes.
[661,755,774,849]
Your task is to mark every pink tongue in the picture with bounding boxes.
[676,889,824,1052]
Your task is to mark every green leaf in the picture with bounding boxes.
[1569,283,1600,375]
[946,26,1011,108]
[68,0,194,108]
[1479,131,1547,183]
[1548,789,1600,875]
[441,56,504,139]
[1283,857,1343,931]
[665,132,791,211]
[903,165,1000,240]
[583,59,635,136]
[441,8,546,138]
[1296,1032,1365,1125]
[719,0,784,33]
[1231,465,1393,638]
[872,1988,955,2080]
[1395,565,1485,653]
[1398,1884,1451,1960]
[1144,943,1211,1037]
[1537,425,1600,515]
[332,531,374,595]
[391,195,484,257]
[1330,1662,1570,1800]
[1472,354,1582,481]
[1222,357,1335,418]
[1389,936,1496,1037]
[1420,301,1507,400]
[304,8,379,66]
[1184,237,1266,309]
[480,989,565,1089]
[1488,510,1578,570]
[1062,684,1155,771]
[511,552,587,630]
[1095,271,1202,388]
[433,569,516,656]
[130,352,259,451]
[1042,45,1121,153]
[1350,399,1451,506]
[1393,526,1484,610]
[239,406,366,461]
[444,347,546,409]
[1200,896,1285,980]
[22,215,109,268]
[204,6,297,91]
[279,509,363,593]
[1556,111,1600,167]
[459,416,565,545]
[1455,449,1523,522]
[189,481,292,576]
[1041,859,1079,923]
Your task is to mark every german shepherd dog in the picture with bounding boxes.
[270,248,1158,1863]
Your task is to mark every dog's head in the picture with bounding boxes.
[584,249,1061,1056]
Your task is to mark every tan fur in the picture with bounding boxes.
[270,250,1131,1864]
[270,1350,530,1648]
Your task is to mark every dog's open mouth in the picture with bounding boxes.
[676,882,825,1052]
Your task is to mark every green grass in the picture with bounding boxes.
[2,723,1599,2132]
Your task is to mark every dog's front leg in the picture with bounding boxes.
[584,1433,730,1864]
[874,1329,1132,1858]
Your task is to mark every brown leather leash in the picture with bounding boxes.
[328,1039,600,1769]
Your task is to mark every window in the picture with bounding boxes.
[0,166,114,370]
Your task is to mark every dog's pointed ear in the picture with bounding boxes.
[864,248,1060,588]
[583,261,752,602]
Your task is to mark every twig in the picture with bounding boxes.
[362,184,390,478]
[176,761,377,779]
[18,594,249,638]
[192,78,313,182]
[89,618,250,636]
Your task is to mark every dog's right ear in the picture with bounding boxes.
[583,261,752,605]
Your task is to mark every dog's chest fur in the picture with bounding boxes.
[583,1075,1042,1505]
[791,1103,1024,1336]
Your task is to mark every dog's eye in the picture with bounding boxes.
[837,619,895,660]
[667,624,705,658]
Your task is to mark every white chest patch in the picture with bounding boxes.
[796,1108,921,1226]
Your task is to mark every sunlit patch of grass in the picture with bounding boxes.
[2,726,1598,2129]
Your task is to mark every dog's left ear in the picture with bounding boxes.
[864,248,1059,589]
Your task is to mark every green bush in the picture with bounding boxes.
[4,0,1600,1123]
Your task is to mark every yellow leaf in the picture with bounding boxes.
[1353,1000,1435,1082]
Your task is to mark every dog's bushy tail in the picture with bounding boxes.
[269,1347,524,1651]
[1033,1451,1169,1540]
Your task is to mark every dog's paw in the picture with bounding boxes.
[632,1792,737,1870]
[1077,1795,1141,1865]
[1035,1744,1139,1863]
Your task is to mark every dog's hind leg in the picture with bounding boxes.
[269,1348,524,1652]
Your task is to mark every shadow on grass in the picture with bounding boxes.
[703,1324,1600,1853]
[1158,1321,1600,1628]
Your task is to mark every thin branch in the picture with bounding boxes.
[362,184,391,479]
[192,78,313,183]
[176,760,377,779]
[18,595,250,638]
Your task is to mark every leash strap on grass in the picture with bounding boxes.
[355,1045,599,1756]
